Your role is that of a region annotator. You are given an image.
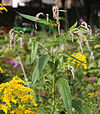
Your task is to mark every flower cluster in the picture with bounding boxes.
[89,77,95,82]
[0,3,8,13]
[68,53,87,69]
[0,76,37,114]
[7,60,20,69]
[0,66,3,73]
[88,91,100,98]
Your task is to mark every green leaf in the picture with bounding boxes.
[24,81,31,86]
[32,55,50,85]
[54,59,59,71]
[0,30,4,33]
[69,21,77,32]
[54,111,60,114]
[59,16,68,24]
[72,99,90,114]
[56,78,72,114]
[44,34,79,47]
[31,42,38,64]
[73,28,88,34]
[13,27,32,32]
[17,12,56,25]
[65,39,79,46]
[44,42,57,46]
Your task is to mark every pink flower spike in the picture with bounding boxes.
[7,60,20,69]
[92,77,95,82]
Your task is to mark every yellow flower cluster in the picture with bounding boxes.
[88,93,94,98]
[0,3,8,13]
[88,91,100,98]
[10,106,36,114]
[68,53,87,69]
[0,76,37,114]
[0,66,3,73]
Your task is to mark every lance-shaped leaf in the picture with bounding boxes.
[32,55,50,85]
[31,42,38,64]
[72,99,90,114]
[44,34,79,47]
[17,12,56,26]
[54,59,59,71]
[56,78,72,114]
[69,21,77,32]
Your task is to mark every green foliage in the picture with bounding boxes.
[32,55,50,85]
[17,12,56,26]
[56,78,72,114]
[72,99,90,114]
[0,8,100,114]
[69,21,77,32]
[31,42,38,64]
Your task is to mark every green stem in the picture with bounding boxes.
[51,40,56,113]
[39,44,53,58]
[52,74,55,113]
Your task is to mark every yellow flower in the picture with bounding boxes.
[0,104,8,114]
[68,53,87,69]
[10,105,36,114]
[10,106,36,114]
[88,93,94,98]
[0,3,8,13]
[0,75,37,113]
[0,66,3,73]
[88,91,100,98]
[25,78,28,81]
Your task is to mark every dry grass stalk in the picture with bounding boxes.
[78,39,84,53]
[18,56,28,81]
[52,5,60,35]
[80,22,94,58]
[69,31,74,41]
[9,29,24,49]
[46,14,49,22]
[81,22,88,29]
[68,64,75,79]
[9,29,14,49]
[90,52,94,59]
[35,12,44,29]
[17,37,24,48]
[81,22,92,35]
[29,38,32,44]
[77,32,84,53]
[14,34,17,47]
[85,39,90,50]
